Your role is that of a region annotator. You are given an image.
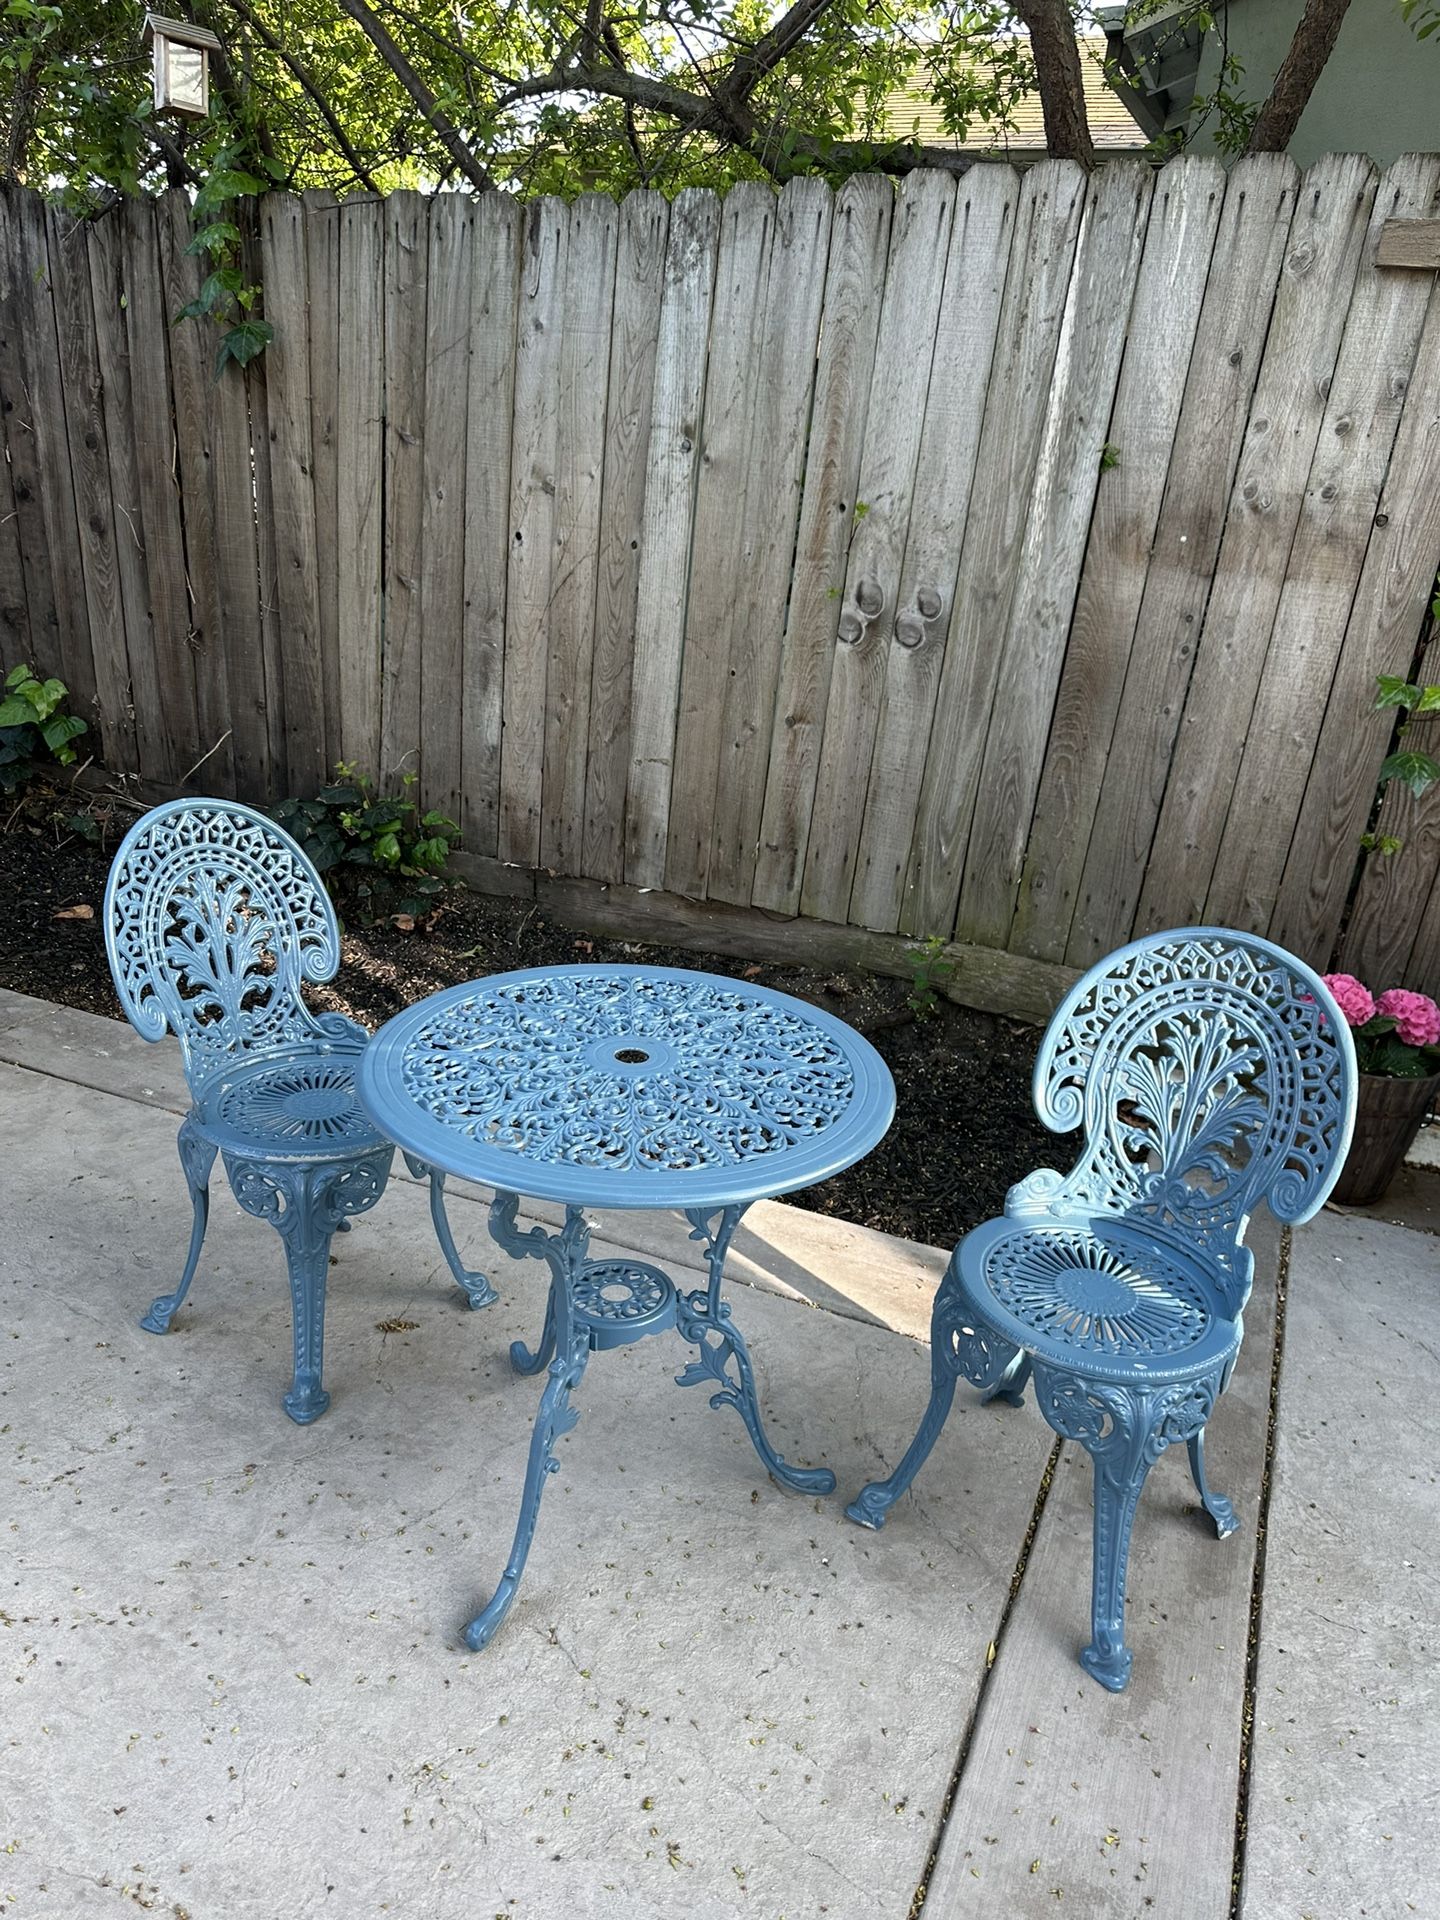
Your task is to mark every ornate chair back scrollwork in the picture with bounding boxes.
[847,928,1356,1692]
[103,799,496,1426]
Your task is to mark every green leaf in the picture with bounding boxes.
[214,318,274,379]
[1412,684,1440,715]
[1374,674,1420,710]
[186,221,243,257]
[1378,749,1440,799]
[0,695,36,727]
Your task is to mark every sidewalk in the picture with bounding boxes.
[0,989,1433,1919]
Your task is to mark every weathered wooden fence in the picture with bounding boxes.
[2,154,1439,1014]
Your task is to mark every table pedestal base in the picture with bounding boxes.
[463,1193,834,1651]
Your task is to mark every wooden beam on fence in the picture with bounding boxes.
[532,872,1079,1027]
[336,195,384,779]
[1376,217,1440,269]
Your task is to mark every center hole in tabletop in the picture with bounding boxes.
[600,1283,632,1302]
[614,1048,649,1064]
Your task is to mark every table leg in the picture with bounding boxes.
[463,1198,591,1651]
[675,1205,835,1496]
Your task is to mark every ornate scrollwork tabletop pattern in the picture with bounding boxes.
[358,965,895,1210]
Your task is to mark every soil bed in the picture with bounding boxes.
[0,819,1062,1249]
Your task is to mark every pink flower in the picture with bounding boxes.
[1321,973,1376,1029]
[1376,988,1440,1049]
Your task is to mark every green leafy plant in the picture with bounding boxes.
[272,764,461,926]
[0,663,88,794]
[1367,669,1440,852]
[907,933,955,1018]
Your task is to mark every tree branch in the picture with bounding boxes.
[1245,0,1354,153]
[336,0,495,192]
[1010,0,1096,169]
[723,0,837,106]
[224,0,382,191]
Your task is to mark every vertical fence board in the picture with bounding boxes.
[85,211,170,783]
[0,193,57,666]
[1066,154,1299,968]
[709,176,833,908]
[47,204,137,772]
[0,388,25,657]
[9,195,91,719]
[460,195,520,861]
[800,171,959,925]
[336,196,384,777]
[304,189,342,775]
[500,197,567,868]
[752,175,892,916]
[665,183,777,899]
[380,191,429,784]
[583,190,669,884]
[209,331,271,801]
[849,166,1017,933]
[1012,158,1225,962]
[157,192,234,795]
[418,194,473,828]
[540,194,619,877]
[1205,155,1440,933]
[902,161,1088,941]
[259,194,326,795]
[1271,272,1440,968]
[118,197,200,786]
[1136,153,1378,935]
[960,162,1153,950]
[623,189,720,890]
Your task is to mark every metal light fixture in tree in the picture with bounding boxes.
[144,13,221,117]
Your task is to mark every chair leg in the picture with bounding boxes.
[847,1272,1021,1529]
[141,1116,218,1334]
[227,1149,393,1424]
[1032,1365,1225,1692]
[1187,1429,1239,1538]
[402,1152,497,1310]
[983,1351,1032,1408]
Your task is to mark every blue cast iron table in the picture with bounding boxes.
[357,963,895,1650]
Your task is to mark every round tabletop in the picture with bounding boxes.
[357,964,896,1211]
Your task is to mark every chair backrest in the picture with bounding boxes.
[103,798,344,1094]
[1030,928,1356,1311]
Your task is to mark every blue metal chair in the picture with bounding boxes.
[103,798,496,1424]
[847,928,1356,1691]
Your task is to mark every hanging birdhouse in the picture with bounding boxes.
[143,14,221,118]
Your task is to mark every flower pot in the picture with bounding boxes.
[1330,1069,1440,1207]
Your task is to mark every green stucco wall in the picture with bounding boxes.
[1190,0,1440,167]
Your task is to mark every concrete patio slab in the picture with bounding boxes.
[1239,1209,1439,1920]
[0,1057,1047,1920]
[2,991,1435,1920]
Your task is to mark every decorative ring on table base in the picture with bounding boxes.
[572,1260,677,1349]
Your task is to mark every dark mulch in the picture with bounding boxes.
[0,815,1063,1250]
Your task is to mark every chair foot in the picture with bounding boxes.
[283,1378,331,1425]
[1080,1639,1133,1692]
[1187,1432,1239,1538]
[845,1484,897,1531]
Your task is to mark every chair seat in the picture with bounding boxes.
[956,1215,1241,1385]
[191,1049,388,1162]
